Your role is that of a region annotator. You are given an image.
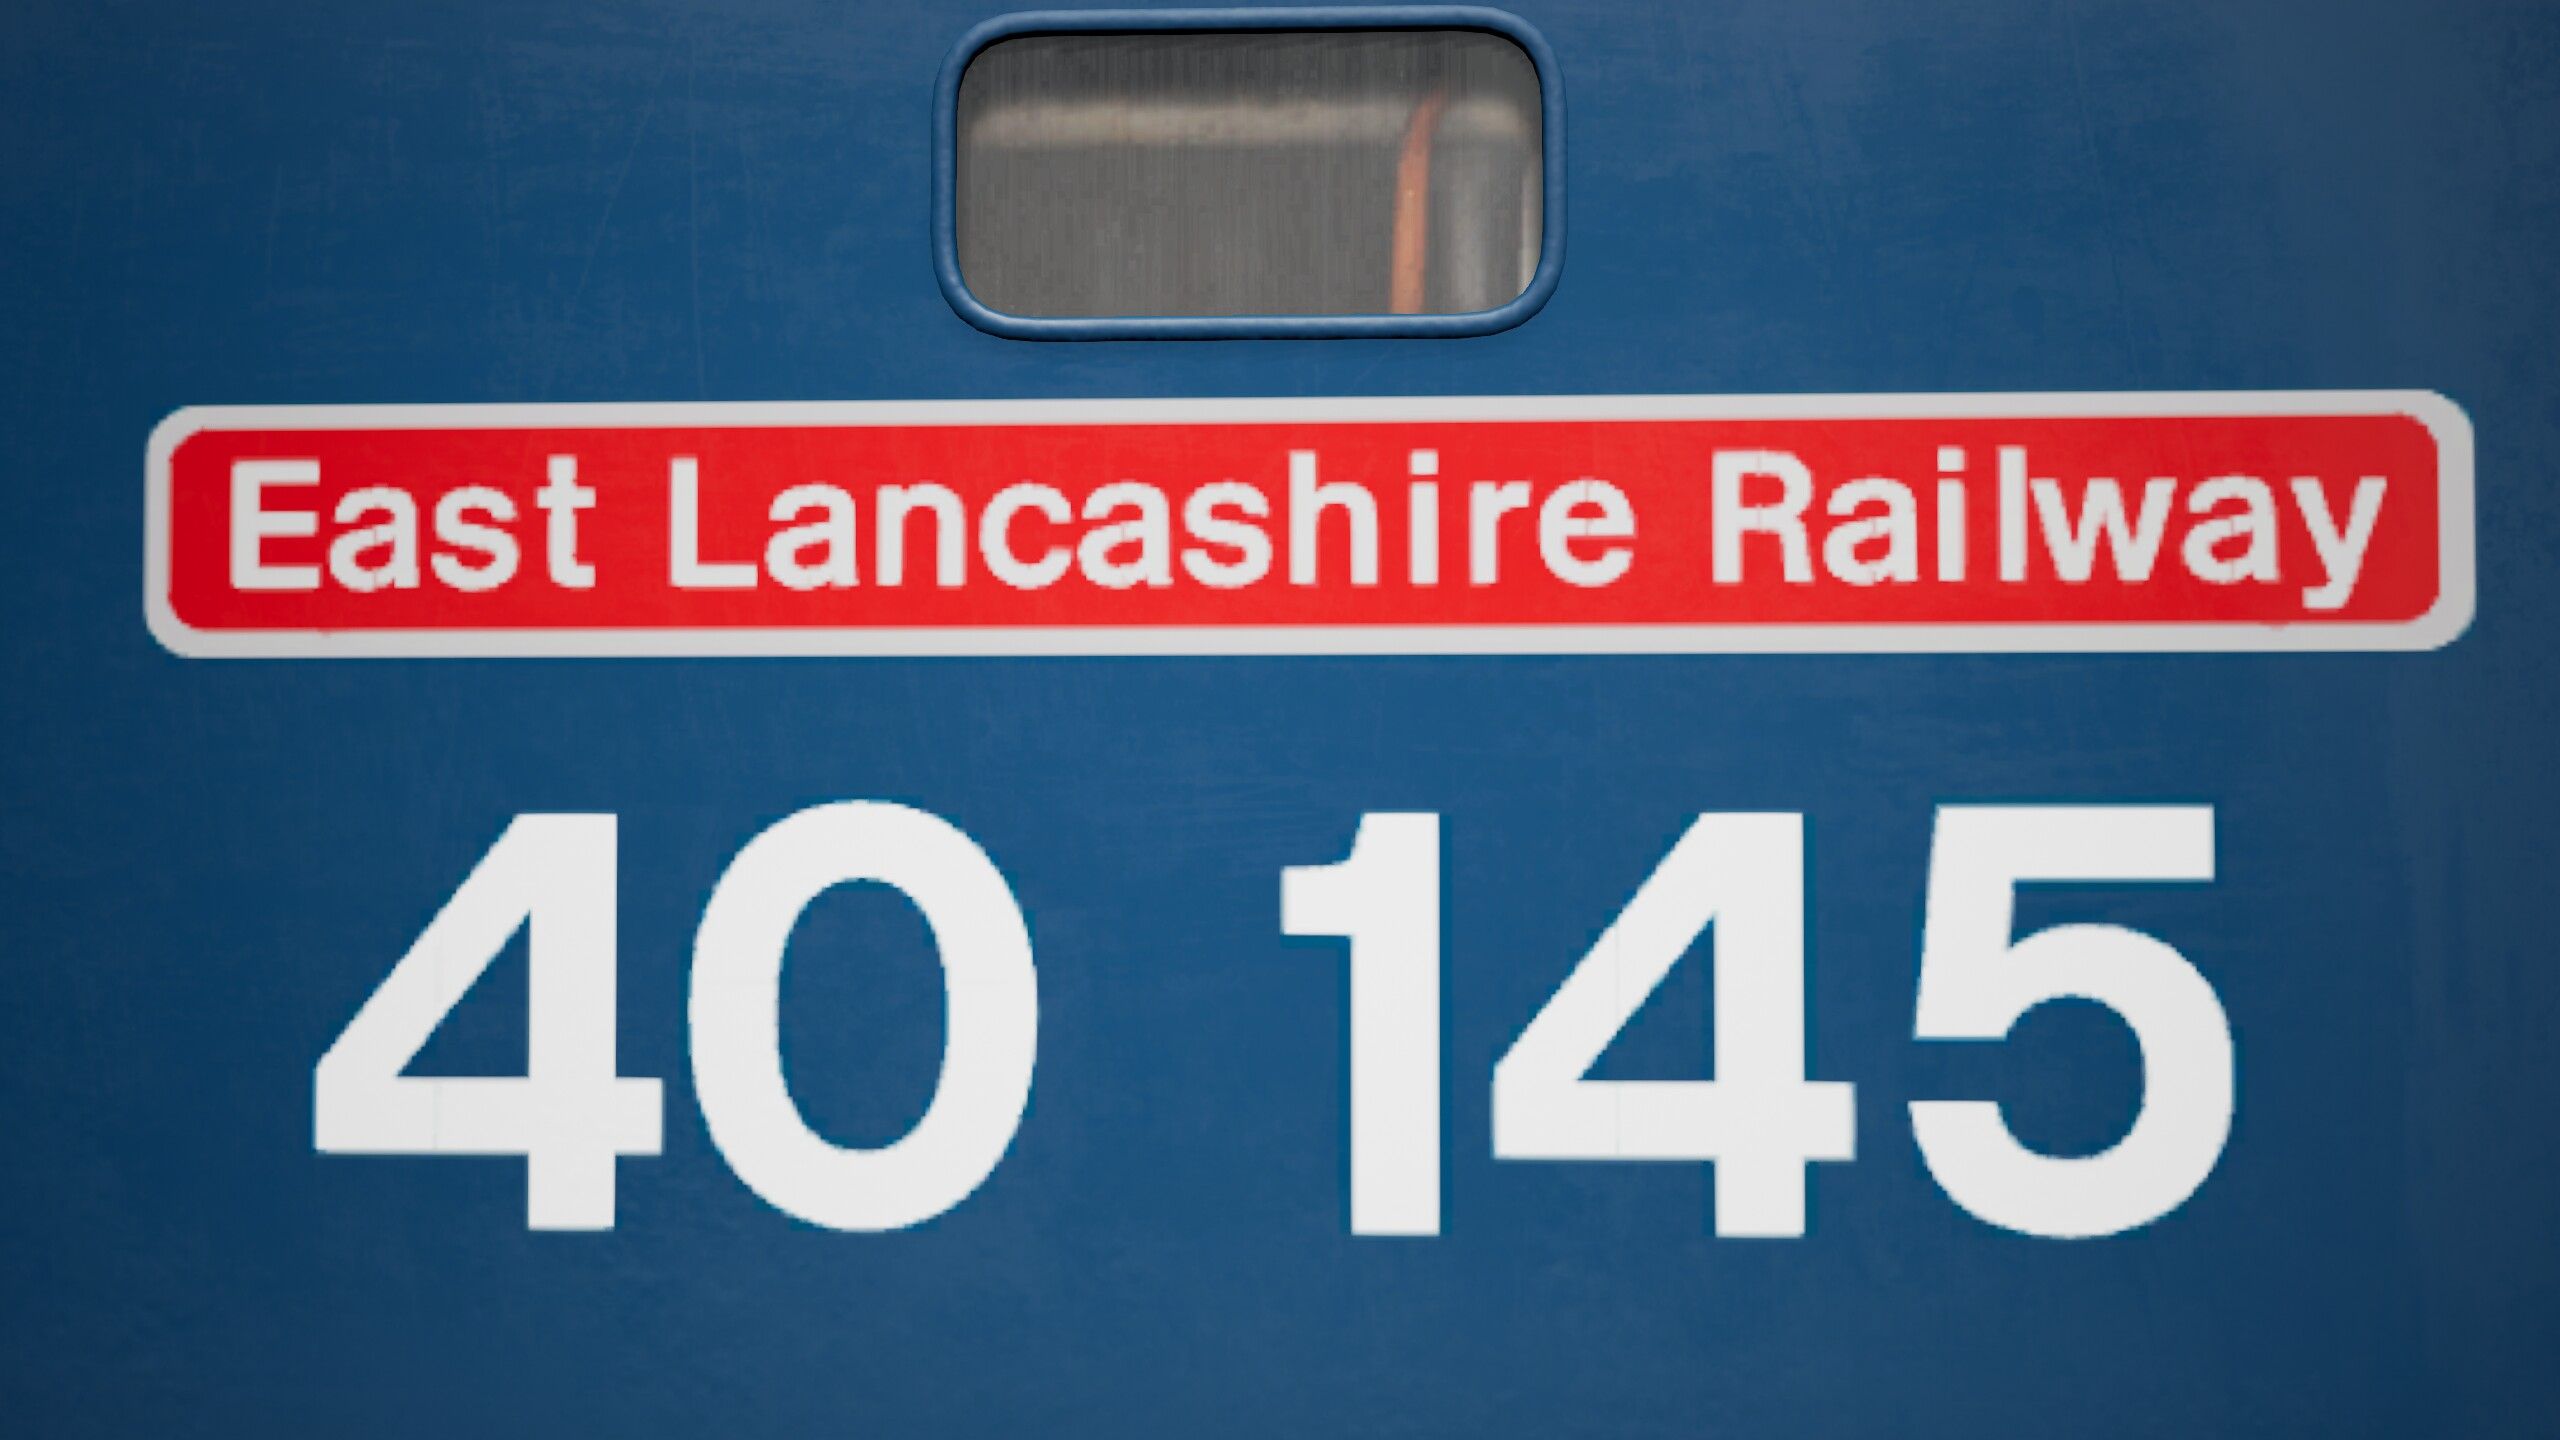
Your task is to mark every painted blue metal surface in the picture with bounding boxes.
[3,0,2558,1433]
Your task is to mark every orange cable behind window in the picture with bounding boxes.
[1388,89,1451,315]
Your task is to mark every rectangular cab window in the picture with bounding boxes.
[953,27,1548,327]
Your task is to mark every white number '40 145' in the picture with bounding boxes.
[318,801,2230,1240]
[1288,805,2233,1241]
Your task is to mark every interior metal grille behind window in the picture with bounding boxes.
[955,30,1544,320]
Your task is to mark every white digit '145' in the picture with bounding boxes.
[315,802,1038,1232]
[1290,806,2232,1241]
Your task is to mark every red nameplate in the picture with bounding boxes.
[148,393,2472,656]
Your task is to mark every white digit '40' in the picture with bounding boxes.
[1494,814,1857,1237]
[317,802,1040,1235]
[1912,806,2231,1238]
[313,815,664,1230]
